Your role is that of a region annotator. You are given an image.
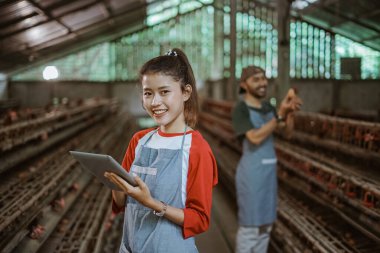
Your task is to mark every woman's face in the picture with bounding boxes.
[142,73,190,133]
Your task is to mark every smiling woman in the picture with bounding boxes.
[141,73,191,133]
[104,48,218,253]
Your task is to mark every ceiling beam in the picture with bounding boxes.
[0,12,39,30]
[0,0,104,39]
[295,0,340,16]
[101,0,112,18]
[293,0,380,35]
[2,0,168,58]
[360,34,380,42]
[7,21,145,76]
[26,0,73,34]
[294,13,380,52]
[44,0,90,12]
[321,6,380,34]
[357,8,380,19]
[0,0,21,8]
[6,1,208,75]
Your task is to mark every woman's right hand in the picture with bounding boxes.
[105,172,154,208]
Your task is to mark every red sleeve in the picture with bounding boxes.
[112,128,154,214]
[183,132,218,238]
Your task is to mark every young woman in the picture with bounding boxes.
[105,48,218,253]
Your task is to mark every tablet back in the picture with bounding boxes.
[70,151,136,190]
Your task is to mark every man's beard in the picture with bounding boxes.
[247,86,267,99]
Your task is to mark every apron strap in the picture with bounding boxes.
[180,125,188,150]
[142,128,159,146]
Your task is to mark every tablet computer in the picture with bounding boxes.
[69,151,137,190]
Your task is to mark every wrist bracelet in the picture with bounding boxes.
[153,201,167,217]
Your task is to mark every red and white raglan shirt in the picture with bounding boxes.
[112,128,218,238]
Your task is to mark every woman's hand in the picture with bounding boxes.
[104,172,153,207]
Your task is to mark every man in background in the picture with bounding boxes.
[232,65,302,253]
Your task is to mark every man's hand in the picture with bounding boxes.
[278,88,302,118]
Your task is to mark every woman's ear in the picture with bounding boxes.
[183,84,192,102]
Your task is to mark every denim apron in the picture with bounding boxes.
[235,106,277,226]
[119,127,198,253]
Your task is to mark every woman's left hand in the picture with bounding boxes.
[104,172,153,206]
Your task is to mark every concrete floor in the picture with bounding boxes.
[195,184,238,253]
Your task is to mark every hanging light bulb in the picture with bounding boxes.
[42,66,59,80]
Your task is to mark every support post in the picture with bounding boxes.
[277,0,292,101]
[227,0,237,101]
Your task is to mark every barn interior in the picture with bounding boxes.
[0,0,379,252]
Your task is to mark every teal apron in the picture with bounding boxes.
[119,128,198,253]
[235,106,277,226]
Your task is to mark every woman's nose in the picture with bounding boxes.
[151,95,162,106]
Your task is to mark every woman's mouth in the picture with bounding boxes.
[152,109,168,116]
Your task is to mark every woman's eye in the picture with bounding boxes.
[143,92,151,97]
[161,90,170,95]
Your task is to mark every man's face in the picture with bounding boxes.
[242,72,268,99]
